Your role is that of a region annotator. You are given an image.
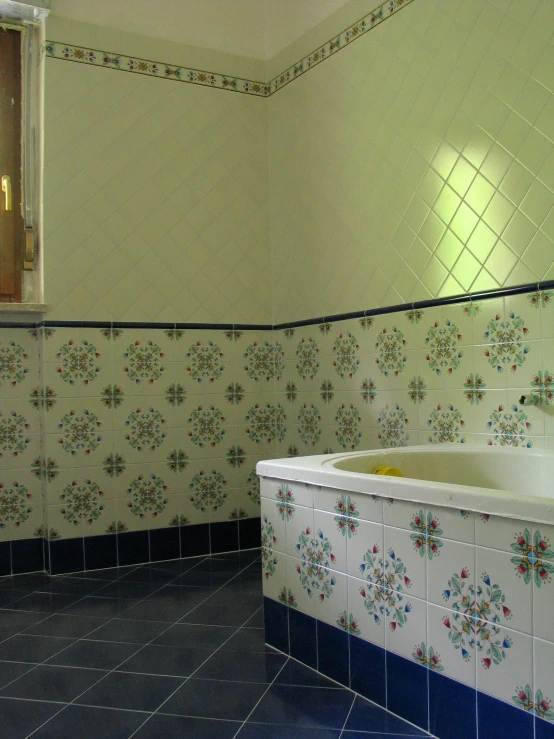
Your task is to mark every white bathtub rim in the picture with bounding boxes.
[257,446,554,526]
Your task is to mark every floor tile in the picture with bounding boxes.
[249,685,354,729]
[344,696,428,735]
[61,596,137,618]
[6,592,83,612]
[36,577,110,596]
[72,568,132,581]
[0,609,50,632]
[119,587,208,621]
[162,678,268,721]
[0,574,52,591]
[86,618,172,644]
[117,567,181,585]
[274,660,343,689]
[195,649,287,683]
[94,581,162,600]
[31,704,148,738]
[180,602,260,626]
[77,670,183,711]
[0,664,106,702]
[238,724,341,738]
[153,623,236,649]
[0,696,61,739]
[0,635,76,663]
[0,590,31,608]
[0,661,35,689]
[134,713,240,738]
[221,627,271,652]
[171,570,232,587]
[23,614,108,638]
[46,639,141,670]
[117,644,213,677]
[244,609,264,628]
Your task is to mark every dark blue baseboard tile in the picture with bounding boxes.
[210,521,239,554]
[0,538,45,576]
[289,608,317,670]
[116,530,149,567]
[537,716,554,739]
[0,541,11,576]
[181,523,210,558]
[349,633,386,708]
[149,527,180,563]
[478,691,534,739]
[48,536,84,575]
[263,596,289,653]
[317,620,349,687]
[84,534,118,571]
[239,517,261,550]
[429,668,476,739]
[385,651,429,732]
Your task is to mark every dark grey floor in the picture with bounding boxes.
[0,551,428,738]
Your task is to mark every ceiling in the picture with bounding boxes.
[50,0,354,61]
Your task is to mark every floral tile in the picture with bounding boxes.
[427,602,476,687]
[385,590,427,662]
[384,525,426,601]
[476,625,533,708]
[347,575,386,647]
[346,518,385,580]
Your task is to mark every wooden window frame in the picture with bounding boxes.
[0,27,23,302]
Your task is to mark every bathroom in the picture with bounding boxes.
[0,0,553,736]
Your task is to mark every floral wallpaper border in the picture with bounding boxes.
[44,0,414,98]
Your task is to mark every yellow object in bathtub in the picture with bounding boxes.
[370,464,403,477]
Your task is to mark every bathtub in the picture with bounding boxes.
[257,446,554,738]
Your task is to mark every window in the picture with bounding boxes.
[0,27,23,301]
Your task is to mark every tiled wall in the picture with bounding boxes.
[269,0,554,323]
[273,289,554,456]
[261,476,554,739]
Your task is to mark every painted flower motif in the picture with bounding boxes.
[226,445,246,467]
[375,327,407,377]
[241,472,259,510]
[103,452,126,477]
[284,328,295,339]
[278,587,298,608]
[29,326,55,341]
[425,321,463,375]
[275,483,295,520]
[410,510,443,559]
[31,456,59,482]
[101,385,124,409]
[334,494,359,538]
[127,474,168,518]
[285,382,297,402]
[56,340,100,386]
[229,508,248,520]
[58,410,101,456]
[360,377,377,403]
[244,341,284,381]
[166,449,189,473]
[164,328,185,341]
[123,341,165,384]
[461,301,482,318]
[295,528,336,600]
[298,403,321,446]
[245,403,286,444]
[530,370,553,404]
[296,337,320,380]
[511,528,553,587]
[412,643,443,671]
[320,379,334,403]
[287,444,299,457]
[165,383,186,407]
[527,290,553,310]
[486,405,532,447]
[337,612,361,635]
[0,341,28,386]
[359,317,374,330]
[188,405,226,448]
[319,322,332,335]
[406,309,424,325]
[463,373,486,404]
[189,470,227,512]
[224,329,243,341]
[358,546,412,629]
[261,515,278,579]
[333,332,360,378]
[99,327,123,341]
[186,341,224,383]
[169,514,190,527]
[0,483,32,528]
[224,382,244,405]
[335,403,362,450]
[105,520,128,534]
[29,386,57,412]
[60,478,105,526]
[442,570,513,667]
[484,312,530,372]
[377,404,409,448]
[407,376,426,404]
[512,685,554,721]
[124,407,166,451]
[427,404,465,444]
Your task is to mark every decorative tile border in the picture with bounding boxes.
[268,0,415,95]
[44,0,414,98]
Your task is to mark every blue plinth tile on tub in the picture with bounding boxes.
[317,620,349,687]
[349,633,386,708]
[477,691,534,739]
[429,668,477,739]
[263,596,289,653]
[386,650,429,732]
[289,607,317,670]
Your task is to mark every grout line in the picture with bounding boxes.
[339,693,358,738]
[22,555,262,738]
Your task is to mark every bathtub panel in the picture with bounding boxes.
[261,546,287,603]
[286,554,316,618]
[314,509,347,574]
[534,638,554,731]
[385,590,427,664]
[475,513,530,554]
[425,505,475,545]
[383,497,421,530]
[346,518,384,580]
[284,504,314,559]
[476,625,533,711]
[427,602,477,688]
[347,576,385,648]
[315,567,348,628]
[427,538,475,609]
[384,525,426,600]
